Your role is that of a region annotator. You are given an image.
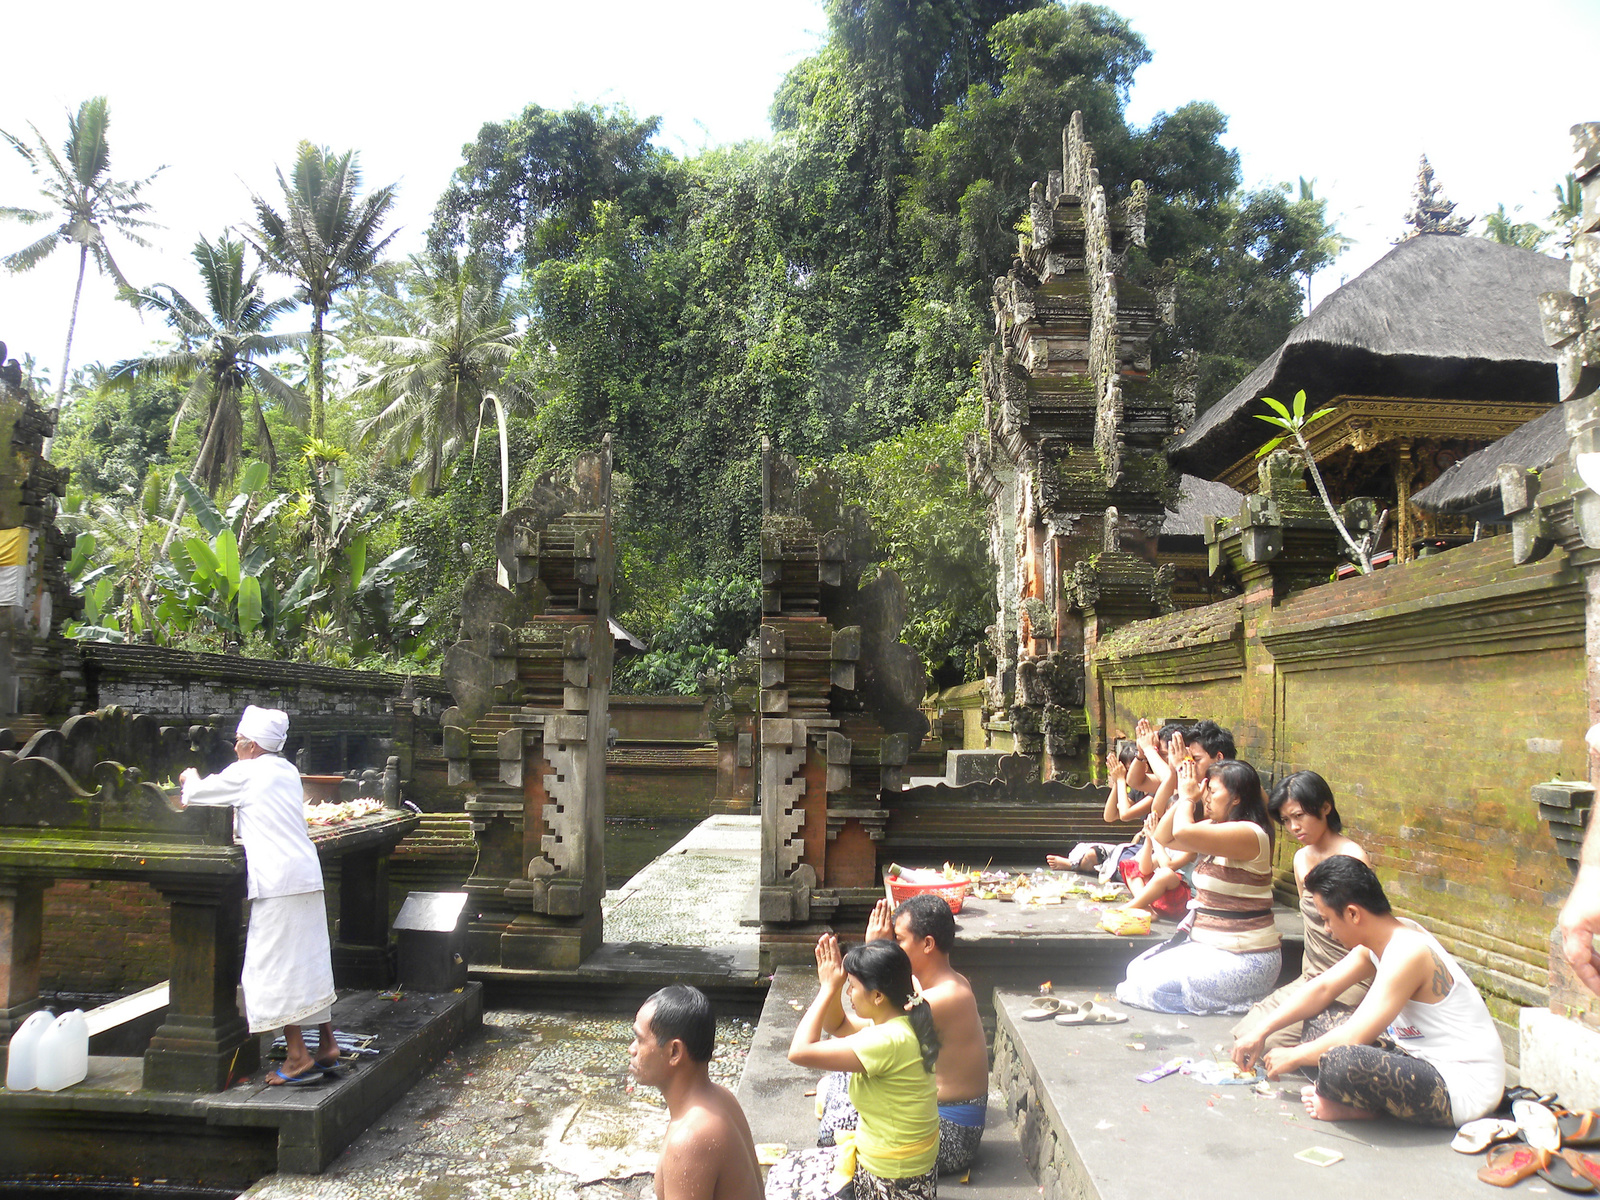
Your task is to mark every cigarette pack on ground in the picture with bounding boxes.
[1294,1146,1344,1167]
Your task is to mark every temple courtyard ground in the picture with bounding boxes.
[235,817,1508,1200]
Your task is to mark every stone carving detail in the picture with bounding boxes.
[1539,125,1600,405]
[1403,155,1472,238]
[0,338,82,718]
[760,717,810,883]
[1173,348,1199,431]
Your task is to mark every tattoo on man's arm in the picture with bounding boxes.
[1429,951,1452,998]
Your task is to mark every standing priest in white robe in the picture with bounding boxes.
[180,705,340,1086]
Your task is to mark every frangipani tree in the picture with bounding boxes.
[1256,390,1384,574]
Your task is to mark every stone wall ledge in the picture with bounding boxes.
[1094,595,1243,660]
[79,642,452,696]
[1263,570,1583,669]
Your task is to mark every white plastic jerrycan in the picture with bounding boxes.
[34,1010,88,1092]
[5,1009,56,1091]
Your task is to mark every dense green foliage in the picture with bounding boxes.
[18,1,1349,681]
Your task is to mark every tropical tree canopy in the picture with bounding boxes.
[350,254,530,495]
[0,96,164,404]
[109,235,307,493]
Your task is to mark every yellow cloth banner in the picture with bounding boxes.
[0,527,27,567]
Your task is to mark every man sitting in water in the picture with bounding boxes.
[629,984,763,1200]
[815,894,990,1174]
[1230,856,1504,1127]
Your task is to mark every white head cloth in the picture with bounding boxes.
[238,705,289,753]
[1588,723,1600,754]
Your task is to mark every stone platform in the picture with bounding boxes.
[992,987,1490,1200]
[0,984,482,1191]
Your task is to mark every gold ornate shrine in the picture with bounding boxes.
[1217,397,1555,491]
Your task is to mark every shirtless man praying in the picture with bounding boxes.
[815,893,990,1174]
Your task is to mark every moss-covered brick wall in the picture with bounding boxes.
[1092,534,1592,1060]
[40,880,169,995]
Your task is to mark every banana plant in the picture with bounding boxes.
[59,476,174,641]
[296,451,418,652]
[160,464,285,638]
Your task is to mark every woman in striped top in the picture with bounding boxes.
[1116,759,1283,1015]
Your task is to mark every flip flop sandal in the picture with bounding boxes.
[1023,998,1068,1021]
[1517,1099,1564,1154]
[1560,1111,1600,1148]
[1057,1001,1129,1026]
[1565,1149,1600,1189]
[1505,1086,1561,1110]
[1453,1118,1521,1154]
[1540,1150,1598,1194]
[1478,1143,1547,1187]
[266,1066,325,1087]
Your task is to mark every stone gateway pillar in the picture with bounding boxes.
[441,442,615,970]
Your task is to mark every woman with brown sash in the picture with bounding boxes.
[1116,759,1282,1015]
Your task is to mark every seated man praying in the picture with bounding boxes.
[629,985,763,1200]
[1230,855,1504,1127]
[816,895,990,1175]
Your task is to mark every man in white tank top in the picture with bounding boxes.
[1230,855,1504,1127]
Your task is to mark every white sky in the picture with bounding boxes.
[1,0,1596,385]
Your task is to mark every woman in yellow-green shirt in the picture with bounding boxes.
[768,938,941,1200]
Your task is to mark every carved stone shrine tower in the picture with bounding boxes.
[441,441,614,969]
[966,112,1188,780]
[0,340,82,720]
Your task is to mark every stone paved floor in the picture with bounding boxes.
[602,815,759,947]
[244,817,763,1200]
[243,1010,754,1200]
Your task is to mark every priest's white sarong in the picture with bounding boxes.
[243,891,337,1032]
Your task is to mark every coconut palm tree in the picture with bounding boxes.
[244,142,398,439]
[110,235,307,513]
[0,96,164,409]
[351,254,530,495]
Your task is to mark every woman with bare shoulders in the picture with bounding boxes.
[1115,758,1282,1015]
[1232,771,1369,1050]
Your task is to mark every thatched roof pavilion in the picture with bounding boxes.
[1410,403,1567,522]
[1167,234,1567,555]
[1159,475,1244,606]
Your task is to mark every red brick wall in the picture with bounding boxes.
[40,880,170,995]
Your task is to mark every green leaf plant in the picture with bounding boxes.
[1256,390,1384,574]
